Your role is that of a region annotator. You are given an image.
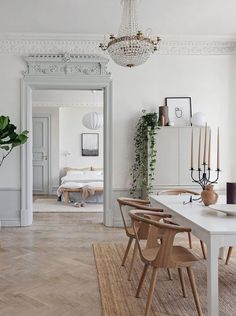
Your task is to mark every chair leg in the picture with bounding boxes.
[136,263,149,298]
[200,240,207,259]
[128,240,138,281]
[188,232,192,249]
[121,238,133,266]
[167,268,173,280]
[145,267,158,316]
[186,266,203,316]
[225,247,233,265]
[178,268,187,298]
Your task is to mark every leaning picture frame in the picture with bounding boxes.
[81,133,99,156]
[165,97,192,127]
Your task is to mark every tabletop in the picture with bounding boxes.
[149,194,236,235]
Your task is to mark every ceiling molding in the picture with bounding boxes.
[0,33,236,56]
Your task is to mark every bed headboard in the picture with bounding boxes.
[63,166,103,173]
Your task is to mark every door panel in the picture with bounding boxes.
[33,117,49,194]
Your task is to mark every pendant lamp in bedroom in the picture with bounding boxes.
[82,112,103,130]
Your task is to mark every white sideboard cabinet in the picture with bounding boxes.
[152,126,205,189]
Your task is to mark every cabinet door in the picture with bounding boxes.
[153,127,179,186]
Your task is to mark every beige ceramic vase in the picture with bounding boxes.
[201,184,218,206]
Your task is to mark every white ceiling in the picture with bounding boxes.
[32,90,103,108]
[0,0,235,37]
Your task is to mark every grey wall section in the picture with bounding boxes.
[0,189,21,226]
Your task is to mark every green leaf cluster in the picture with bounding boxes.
[130,111,160,198]
[0,115,29,167]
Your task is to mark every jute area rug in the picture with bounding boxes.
[33,199,103,213]
[93,237,236,316]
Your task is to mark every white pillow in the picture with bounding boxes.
[66,170,84,176]
[83,170,102,176]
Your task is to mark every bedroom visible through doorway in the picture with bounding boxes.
[32,89,104,217]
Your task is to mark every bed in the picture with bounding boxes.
[57,168,104,204]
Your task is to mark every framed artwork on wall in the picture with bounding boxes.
[165,97,192,127]
[81,133,99,156]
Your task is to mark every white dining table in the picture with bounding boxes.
[149,194,236,316]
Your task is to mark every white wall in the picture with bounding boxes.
[110,55,235,191]
[0,52,235,225]
[32,106,60,192]
[59,107,103,173]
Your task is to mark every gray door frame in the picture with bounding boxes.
[20,55,113,226]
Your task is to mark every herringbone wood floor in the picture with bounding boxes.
[0,213,125,316]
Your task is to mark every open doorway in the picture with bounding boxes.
[21,54,112,227]
[32,89,104,216]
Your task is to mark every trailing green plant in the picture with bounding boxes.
[130,111,159,198]
[0,115,29,167]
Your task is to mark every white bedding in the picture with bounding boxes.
[57,170,104,201]
[61,172,103,184]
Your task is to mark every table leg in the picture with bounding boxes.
[207,240,219,316]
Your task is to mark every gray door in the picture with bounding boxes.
[33,117,49,194]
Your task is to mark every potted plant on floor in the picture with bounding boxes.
[0,115,28,167]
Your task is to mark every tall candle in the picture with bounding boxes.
[208,128,211,169]
[217,127,220,170]
[203,123,207,164]
[198,129,201,170]
[191,129,193,169]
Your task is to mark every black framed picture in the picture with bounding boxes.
[165,97,192,127]
[81,133,99,156]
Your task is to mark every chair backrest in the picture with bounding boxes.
[129,210,191,268]
[158,189,199,196]
[117,197,163,237]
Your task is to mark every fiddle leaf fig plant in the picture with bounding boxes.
[130,111,160,198]
[0,115,29,167]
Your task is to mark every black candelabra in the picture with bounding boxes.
[190,163,221,190]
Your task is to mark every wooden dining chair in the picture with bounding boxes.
[225,246,233,265]
[117,197,172,280]
[158,189,207,259]
[130,209,203,316]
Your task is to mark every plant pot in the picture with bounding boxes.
[201,185,218,206]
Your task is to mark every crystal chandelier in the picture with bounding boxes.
[99,0,161,68]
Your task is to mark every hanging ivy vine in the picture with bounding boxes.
[130,111,160,198]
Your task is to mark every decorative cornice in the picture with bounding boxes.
[0,33,236,56]
[23,53,110,77]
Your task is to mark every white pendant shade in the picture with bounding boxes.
[82,112,103,130]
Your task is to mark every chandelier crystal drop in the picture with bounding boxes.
[99,0,161,68]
